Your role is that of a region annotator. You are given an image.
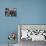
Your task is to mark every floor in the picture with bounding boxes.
[0,40,46,46]
[0,44,18,46]
[19,39,46,46]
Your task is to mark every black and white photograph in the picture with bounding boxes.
[5,8,17,16]
[18,25,46,46]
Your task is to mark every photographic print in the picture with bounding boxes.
[5,8,17,16]
[18,24,46,46]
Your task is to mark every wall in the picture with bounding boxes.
[0,0,46,44]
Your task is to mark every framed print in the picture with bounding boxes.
[18,24,46,41]
[5,8,17,16]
